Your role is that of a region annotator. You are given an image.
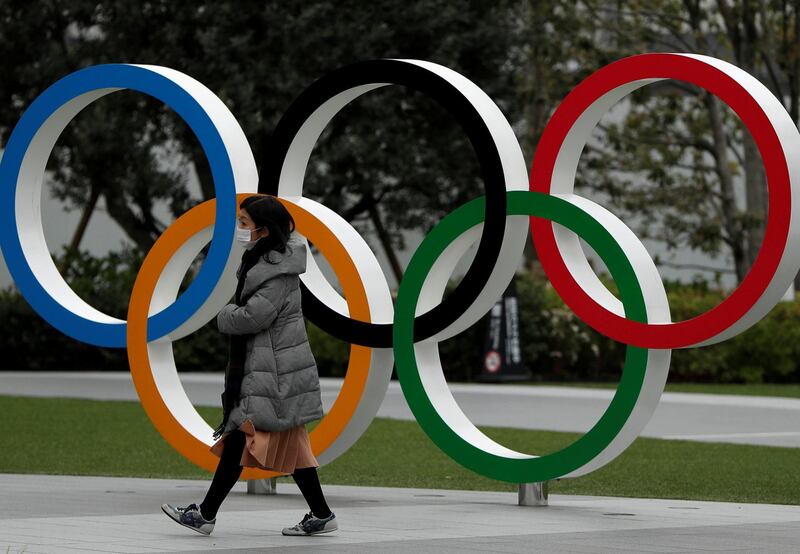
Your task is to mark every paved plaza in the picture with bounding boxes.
[1,473,799,553]
[2,373,799,551]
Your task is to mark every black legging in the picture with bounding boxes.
[199,429,331,521]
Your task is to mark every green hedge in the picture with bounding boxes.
[3,249,800,384]
[302,269,800,384]
[511,273,800,384]
[0,247,228,372]
[665,285,800,383]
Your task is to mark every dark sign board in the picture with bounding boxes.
[479,278,530,382]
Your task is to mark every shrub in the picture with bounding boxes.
[3,248,800,385]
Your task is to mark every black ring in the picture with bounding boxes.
[260,59,507,347]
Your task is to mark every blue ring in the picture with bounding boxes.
[0,64,236,347]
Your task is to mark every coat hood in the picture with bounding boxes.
[238,233,307,299]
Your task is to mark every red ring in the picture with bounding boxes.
[530,53,791,349]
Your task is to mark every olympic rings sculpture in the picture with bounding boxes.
[2,54,798,483]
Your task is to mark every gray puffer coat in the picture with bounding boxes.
[216,233,323,433]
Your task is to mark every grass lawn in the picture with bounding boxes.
[1,395,798,505]
[521,381,800,399]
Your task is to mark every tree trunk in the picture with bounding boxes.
[715,0,766,282]
[68,186,100,253]
[368,200,404,287]
[742,131,768,269]
[58,185,101,272]
[738,1,769,272]
[522,234,541,273]
[704,93,749,283]
[192,145,216,201]
[102,191,157,252]
[517,0,551,270]
[790,1,800,291]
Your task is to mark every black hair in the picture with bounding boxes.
[239,195,295,261]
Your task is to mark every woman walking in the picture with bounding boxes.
[162,194,337,536]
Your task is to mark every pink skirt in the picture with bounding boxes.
[209,419,319,474]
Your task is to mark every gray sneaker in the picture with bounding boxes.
[161,502,216,535]
[282,511,338,535]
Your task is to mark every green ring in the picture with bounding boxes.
[392,190,649,482]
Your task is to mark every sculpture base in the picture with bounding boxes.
[518,481,548,506]
[247,477,278,495]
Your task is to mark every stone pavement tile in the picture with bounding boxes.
[1,519,138,545]
[263,526,796,554]
[450,534,678,554]
[2,545,86,554]
[520,525,798,553]
[254,535,690,554]
[673,523,800,551]
[607,531,754,551]
[2,520,797,553]
[20,544,172,554]
[0,531,73,546]
[314,538,515,554]
[4,501,794,553]
[2,544,58,554]
[2,474,800,553]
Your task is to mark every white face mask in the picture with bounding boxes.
[235,226,253,244]
[236,225,265,248]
